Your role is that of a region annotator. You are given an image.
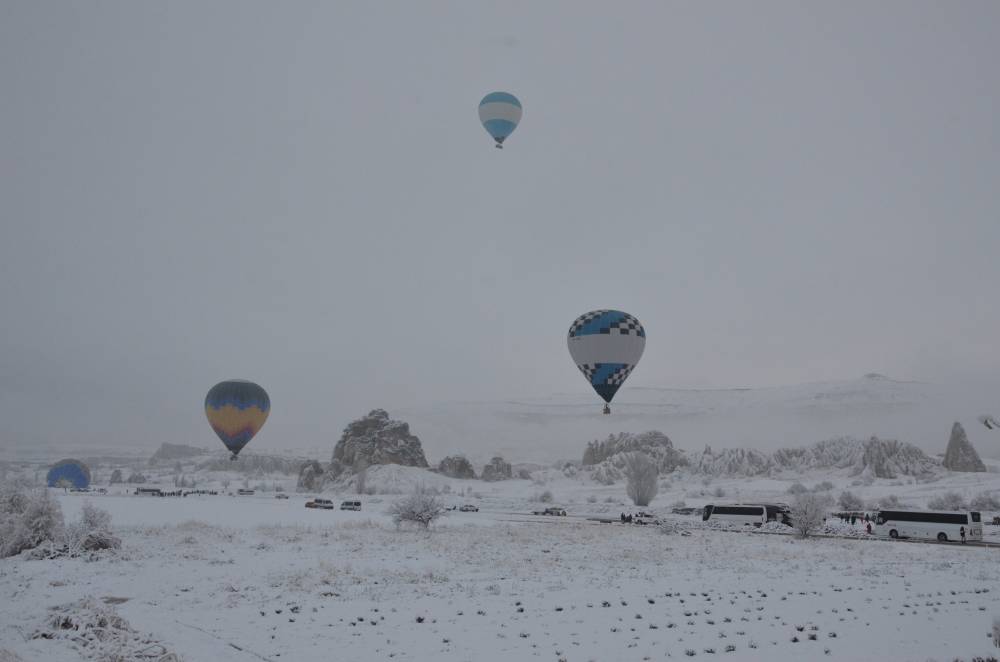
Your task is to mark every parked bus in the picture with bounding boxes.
[874,509,982,542]
[702,504,767,527]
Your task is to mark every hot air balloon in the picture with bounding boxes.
[205,380,270,460]
[479,92,522,149]
[567,310,645,414]
[47,459,91,489]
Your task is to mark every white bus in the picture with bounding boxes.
[702,504,767,527]
[874,509,982,542]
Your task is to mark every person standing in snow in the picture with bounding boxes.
[866,521,872,535]
[960,526,966,544]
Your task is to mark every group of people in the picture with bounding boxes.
[835,512,874,535]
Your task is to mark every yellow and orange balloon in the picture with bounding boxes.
[205,380,269,459]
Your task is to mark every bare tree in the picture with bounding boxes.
[623,453,659,507]
[789,492,831,538]
[355,463,368,496]
[388,487,446,530]
[837,490,864,511]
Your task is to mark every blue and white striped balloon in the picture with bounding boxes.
[478,92,522,148]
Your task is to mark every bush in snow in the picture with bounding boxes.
[0,482,64,558]
[126,472,146,484]
[812,481,834,492]
[109,469,123,485]
[926,491,967,510]
[870,494,901,509]
[837,490,864,511]
[712,487,726,498]
[586,495,598,503]
[388,487,446,530]
[970,492,1000,511]
[623,453,659,507]
[786,482,808,495]
[64,501,120,553]
[789,492,831,539]
[534,490,554,503]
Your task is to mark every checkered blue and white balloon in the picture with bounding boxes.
[567,310,645,408]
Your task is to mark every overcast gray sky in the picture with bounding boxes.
[2,2,999,454]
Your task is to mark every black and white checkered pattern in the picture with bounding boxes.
[569,310,645,338]
[607,364,634,385]
[576,363,635,385]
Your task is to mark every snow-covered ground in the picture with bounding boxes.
[3,479,1000,662]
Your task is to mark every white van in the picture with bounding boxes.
[702,504,767,527]
[340,500,362,511]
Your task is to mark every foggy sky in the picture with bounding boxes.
[2,2,999,455]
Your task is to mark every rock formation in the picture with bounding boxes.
[329,409,429,478]
[437,455,476,479]
[481,456,512,482]
[942,422,987,472]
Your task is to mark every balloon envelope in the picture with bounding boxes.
[567,310,645,404]
[205,380,270,457]
[47,459,91,489]
[479,92,522,146]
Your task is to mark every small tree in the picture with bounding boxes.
[812,481,834,492]
[388,487,446,530]
[0,483,65,557]
[837,490,863,511]
[109,469,123,485]
[790,492,830,539]
[56,478,73,493]
[623,453,659,507]
[970,492,1000,511]
[355,464,368,496]
[872,494,900,509]
[786,482,809,495]
[927,491,967,511]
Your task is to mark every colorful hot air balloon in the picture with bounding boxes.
[567,310,645,414]
[47,459,91,489]
[205,380,270,460]
[479,92,522,148]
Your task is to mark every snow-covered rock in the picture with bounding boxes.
[583,431,687,484]
[942,421,986,472]
[296,460,325,492]
[437,455,476,479]
[481,456,512,482]
[329,409,429,478]
[148,442,207,464]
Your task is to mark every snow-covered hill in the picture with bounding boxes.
[399,374,993,464]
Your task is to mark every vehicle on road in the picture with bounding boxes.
[237,489,255,496]
[340,500,362,511]
[275,493,289,499]
[702,504,767,527]
[305,498,334,510]
[533,507,567,516]
[874,509,982,542]
[458,504,479,512]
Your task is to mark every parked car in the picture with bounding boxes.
[237,489,255,496]
[274,493,289,499]
[305,498,334,509]
[458,504,479,512]
[533,507,567,516]
[340,500,362,511]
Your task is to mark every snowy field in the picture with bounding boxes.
[3,491,1000,662]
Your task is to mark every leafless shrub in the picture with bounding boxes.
[624,453,659,507]
[790,492,831,538]
[388,487,446,530]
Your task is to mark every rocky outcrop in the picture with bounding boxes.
[149,443,206,464]
[329,409,429,478]
[196,454,301,475]
[481,456,512,482]
[942,422,987,472]
[296,460,325,492]
[693,446,772,477]
[437,455,476,479]
[583,431,688,484]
